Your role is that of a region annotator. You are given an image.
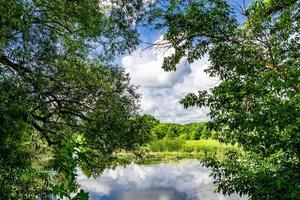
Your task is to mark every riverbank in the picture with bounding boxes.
[116,139,237,165]
[148,139,233,154]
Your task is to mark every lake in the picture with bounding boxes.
[77,159,248,200]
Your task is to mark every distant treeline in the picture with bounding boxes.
[150,121,217,141]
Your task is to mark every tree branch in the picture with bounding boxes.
[0,53,31,75]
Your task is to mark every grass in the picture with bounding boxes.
[147,139,234,158]
[116,139,237,165]
[147,138,184,152]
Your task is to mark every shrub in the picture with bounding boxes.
[179,133,190,140]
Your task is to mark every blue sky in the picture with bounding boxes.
[122,0,254,123]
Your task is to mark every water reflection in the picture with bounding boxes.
[77,160,247,200]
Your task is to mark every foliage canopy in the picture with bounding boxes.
[147,0,300,199]
[0,0,154,199]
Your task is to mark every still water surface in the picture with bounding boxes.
[77,159,247,200]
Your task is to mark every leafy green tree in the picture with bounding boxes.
[151,123,170,139]
[188,122,205,140]
[151,123,183,139]
[150,122,210,140]
[123,115,160,147]
[0,0,148,199]
[180,124,189,139]
[147,0,300,199]
[165,124,181,138]
[179,133,190,140]
[200,125,209,139]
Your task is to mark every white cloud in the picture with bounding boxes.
[122,46,190,88]
[122,36,219,123]
[174,56,220,93]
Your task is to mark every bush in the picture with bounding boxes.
[179,133,190,140]
[190,130,201,140]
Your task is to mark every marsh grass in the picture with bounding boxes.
[148,139,233,157]
[117,139,236,165]
[147,138,184,152]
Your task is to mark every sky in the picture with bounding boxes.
[122,0,253,124]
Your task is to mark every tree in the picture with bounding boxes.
[187,122,205,140]
[124,114,160,147]
[151,123,170,139]
[147,0,300,199]
[0,0,148,199]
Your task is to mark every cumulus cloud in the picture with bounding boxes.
[122,36,219,123]
[122,46,191,88]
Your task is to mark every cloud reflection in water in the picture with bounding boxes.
[77,160,247,200]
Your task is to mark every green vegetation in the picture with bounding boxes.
[1,0,300,199]
[117,139,237,167]
[184,140,232,154]
[116,119,230,165]
[133,119,236,161]
[0,0,150,199]
[145,121,229,157]
[147,0,300,199]
[151,121,215,140]
[148,138,184,152]
[148,139,233,156]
